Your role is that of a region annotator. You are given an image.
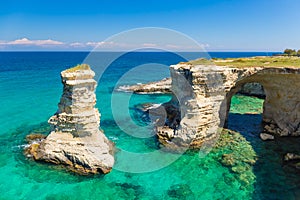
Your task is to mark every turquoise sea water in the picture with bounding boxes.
[0,52,299,200]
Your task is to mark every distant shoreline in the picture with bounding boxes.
[0,51,282,53]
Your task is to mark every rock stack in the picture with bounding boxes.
[26,64,114,175]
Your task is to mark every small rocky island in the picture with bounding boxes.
[25,64,114,175]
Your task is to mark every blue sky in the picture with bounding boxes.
[0,0,299,51]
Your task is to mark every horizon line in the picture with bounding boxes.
[0,50,282,53]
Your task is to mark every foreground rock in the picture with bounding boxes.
[25,64,114,175]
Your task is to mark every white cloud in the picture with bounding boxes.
[86,41,115,47]
[143,43,157,47]
[0,38,210,51]
[86,41,101,47]
[7,38,33,45]
[0,38,64,46]
[164,43,210,51]
[70,42,85,47]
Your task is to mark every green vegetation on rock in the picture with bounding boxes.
[181,58,215,66]
[186,56,300,68]
[64,64,90,72]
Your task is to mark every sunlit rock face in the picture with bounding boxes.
[26,65,114,175]
[156,63,300,151]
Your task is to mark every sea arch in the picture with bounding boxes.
[157,64,300,150]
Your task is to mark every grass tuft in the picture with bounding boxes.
[65,64,90,72]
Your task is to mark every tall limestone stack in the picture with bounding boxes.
[26,64,114,174]
[156,65,228,151]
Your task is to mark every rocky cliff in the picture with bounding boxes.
[117,77,265,97]
[26,64,114,174]
[156,62,300,151]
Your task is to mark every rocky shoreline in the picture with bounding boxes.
[117,78,265,98]
[117,77,172,94]
[25,64,114,175]
[120,60,300,151]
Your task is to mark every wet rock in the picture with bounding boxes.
[260,133,275,141]
[25,133,46,143]
[284,153,300,161]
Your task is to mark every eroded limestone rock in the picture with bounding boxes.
[25,64,114,175]
[156,63,300,150]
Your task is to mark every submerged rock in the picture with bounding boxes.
[284,153,300,161]
[213,129,257,187]
[167,184,195,200]
[25,64,114,175]
[283,153,300,170]
[260,133,275,141]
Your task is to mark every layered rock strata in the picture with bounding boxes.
[118,77,265,97]
[155,64,300,150]
[26,64,114,174]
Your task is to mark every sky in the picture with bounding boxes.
[0,0,300,51]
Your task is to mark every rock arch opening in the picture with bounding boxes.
[224,82,266,128]
[222,69,300,137]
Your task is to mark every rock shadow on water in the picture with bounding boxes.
[227,112,300,199]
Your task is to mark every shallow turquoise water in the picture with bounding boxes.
[0,52,299,200]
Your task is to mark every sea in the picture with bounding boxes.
[0,52,299,200]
